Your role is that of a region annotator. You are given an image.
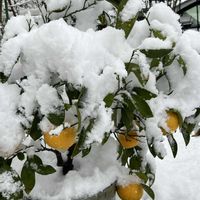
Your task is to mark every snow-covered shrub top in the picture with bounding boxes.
[1,0,200,199]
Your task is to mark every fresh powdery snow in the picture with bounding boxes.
[1,1,200,199]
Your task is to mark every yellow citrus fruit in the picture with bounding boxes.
[117,183,143,200]
[162,111,179,135]
[118,130,139,149]
[44,127,76,151]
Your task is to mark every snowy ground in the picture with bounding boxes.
[115,132,200,200]
[151,133,200,200]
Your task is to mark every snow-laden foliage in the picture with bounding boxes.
[0,0,200,199]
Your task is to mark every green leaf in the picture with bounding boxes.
[27,155,56,175]
[140,49,173,58]
[142,184,155,200]
[0,72,8,83]
[125,63,147,86]
[116,16,137,38]
[118,0,129,12]
[106,0,120,8]
[121,149,133,166]
[177,56,187,75]
[132,94,153,118]
[47,110,65,126]
[36,165,56,175]
[72,118,95,157]
[82,146,92,157]
[181,121,195,146]
[135,172,148,183]
[104,93,115,107]
[129,156,141,170]
[21,162,35,194]
[101,132,110,145]
[167,134,178,158]
[28,111,42,140]
[162,54,176,67]
[133,87,157,100]
[152,30,166,40]
[150,58,160,68]
[17,152,25,161]
[64,103,72,111]
[75,104,82,132]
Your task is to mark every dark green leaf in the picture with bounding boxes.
[167,134,178,158]
[36,165,56,175]
[150,58,160,68]
[116,16,137,38]
[140,49,173,58]
[21,162,35,194]
[102,132,110,145]
[152,30,166,40]
[132,94,153,118]
[0,72,8,83]
[125,63,147,86]
[106,0,120,8]
[72,118,95,157]
[135,172,148,183]
[177,56,187,75]
[47,110,65,126]
[104,93,115,107]
[133,87,157,100]
[28,111,42,140]
[64,103,72,111]
[162,54,176,67]
[121,149,133,166]
[17,152,25,161]
[82,146,92,157]
[129,156,141,170]
[142,184,155,200]
[181,121,195,146]
[75,104,82,132]
[118,0,129,12]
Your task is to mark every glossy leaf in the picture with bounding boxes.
[104,93,115,107]
[140,49,173,58]
[133,87,157,100]
[125,62,146,86]
[132,94,153,118]
[167,134,178,158]
[177,56,187,75]
[28,111,42,140]
[142,184,155,200]
[181,120,195,146]
[21,162,35,194]
[116,16,137,38]
[47,110,65,126]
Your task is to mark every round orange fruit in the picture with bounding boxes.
[118,130,139,149]
[161,111,180,135]
[117,183,143,200]
[44,127,76,151]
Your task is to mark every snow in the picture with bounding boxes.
[1,1,200,199]
[151,134,200,200]
[0,84,24,157]
[28,138,131,199]
[120,0,144,22]
[36,84,63,116]
[0,171,23,199]
[139,38,172,50]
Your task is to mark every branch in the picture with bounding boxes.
[63,0,96,20]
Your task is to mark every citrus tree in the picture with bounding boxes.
[0,0,200,199]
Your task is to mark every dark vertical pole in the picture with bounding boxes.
[196,0,199,31]
[4,0,9,22]
[0,0,2,23]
